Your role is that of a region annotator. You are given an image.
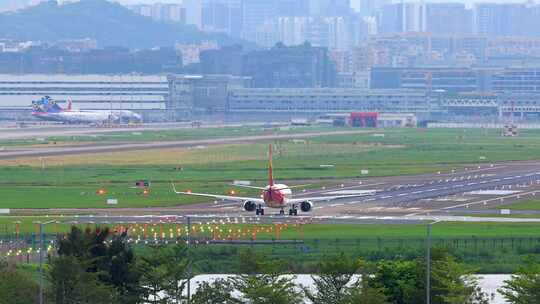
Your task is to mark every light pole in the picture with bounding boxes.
[186,216,192,304]
[426,220,442,304]
[37,220,57,304]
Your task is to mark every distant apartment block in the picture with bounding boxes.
[128,3,186,24]
[175,41,219,66]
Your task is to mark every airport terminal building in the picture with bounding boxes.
[227,89,430,114]
[2,73,540,122]
[0,74,169,121]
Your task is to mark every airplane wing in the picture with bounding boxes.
[288,192,376,204]
[171,184,264,203]
[230,184,267,190]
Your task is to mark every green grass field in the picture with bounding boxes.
[3,128,540,209]
[498,199,540,210]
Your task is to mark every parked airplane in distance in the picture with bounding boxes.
[31,96,142,124]
[172,145,376,216]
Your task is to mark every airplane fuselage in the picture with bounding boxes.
[33,111,113,124]
[263,184,292,208]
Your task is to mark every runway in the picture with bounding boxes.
[0,129,371,160]
[0,122,288,140]
[14,160,540,225]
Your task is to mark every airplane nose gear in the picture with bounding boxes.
[288,204,298,216]
[255,204,265,216]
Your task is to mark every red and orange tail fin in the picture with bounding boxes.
[67,98,73,111]
[268,144,274,186]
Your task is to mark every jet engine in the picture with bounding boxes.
[300,201,313,212]
[243,201,257,212]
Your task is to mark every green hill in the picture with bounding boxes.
[0,0,246,49]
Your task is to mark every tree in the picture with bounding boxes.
[431,256,491,304]
[368,254,490,304]
[232,259,302,304]
[138,247,170,304]
[137,244,192,304]
[344,281,391,304]
[236,249,266,274]
[55,226,142,303]
[499,259,540,303]
[368,259,425,304]
[303,254,388,304]
[104,233,142,304]
[161,245,191,303]
[47,255,116,304]
[0,260,39,304]
[191,279,242,304]
[232,274,302,304]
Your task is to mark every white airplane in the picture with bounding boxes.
[172,145,376,216]
[32,96,142,124]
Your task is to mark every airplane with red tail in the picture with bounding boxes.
[172,145,376,216]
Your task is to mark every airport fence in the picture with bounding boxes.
[2,233,539,272]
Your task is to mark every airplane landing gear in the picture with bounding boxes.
[289,205,298,216]
[256,204,265,216]
[279,209,285,216]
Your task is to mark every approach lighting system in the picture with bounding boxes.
[228,189,237,196]
[96,188,107,196]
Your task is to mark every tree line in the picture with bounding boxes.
[0,226,539,303]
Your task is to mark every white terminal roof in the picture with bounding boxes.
[0,74,169,109]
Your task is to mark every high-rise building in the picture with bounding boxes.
[403,3,425,32]
[201,0,242,37]
[309,0,351,17]
[360,0,391,16]
[199,45,244,76]
[276,17,308,46]
[183,0,203,29]
[241,0,278,43]
[378,3,404,34]
[243,43,337,88]
[128,3,186,24]
[475,3,535,37]
[425,3,472,35]
[276,0,310,17]
[276,15,368,50]
[378,3,475,35]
